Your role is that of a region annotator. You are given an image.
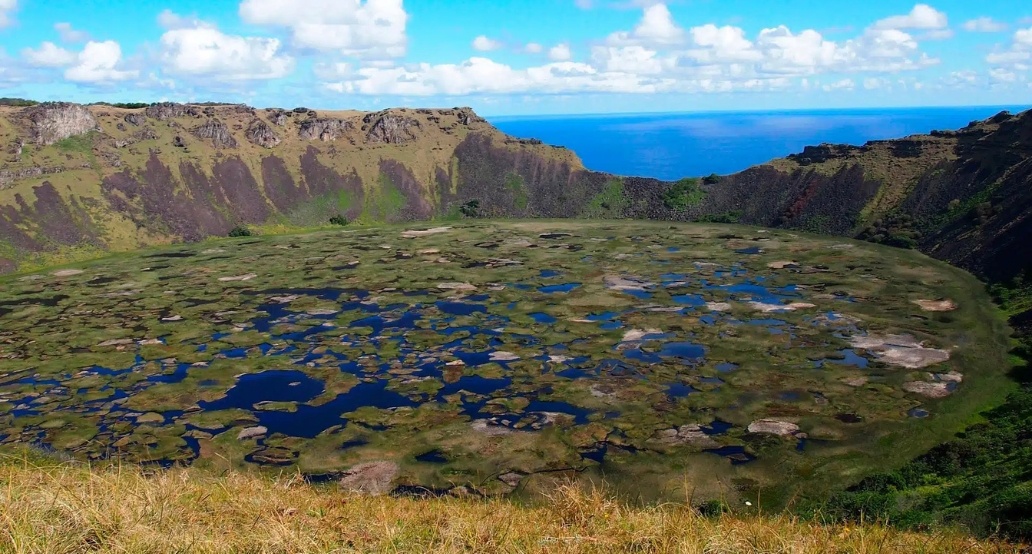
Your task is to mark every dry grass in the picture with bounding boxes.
[0,453,1023,554]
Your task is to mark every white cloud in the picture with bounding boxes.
[822,78,855,91]
[962,17,1007,33]
[1017,26,1032,47]
[472,35,502,52]
[592,45,666,74]
[64,41,137,84]
[22,41,76,67]
[873,4,948,30]
[524,42,543,54]
[159,18,295,81]
[863,77,889,89]
[157,9,206,30]
[607,3,684,46]
[989,67,1017,82]
[54,22,89,43]
[239,0,408,59]
[314,2,945,97]
[0,0,16,28]
[682,24,763,64]
[324,57,676,96]
[549,43,573,61]
[985,26,1032,75]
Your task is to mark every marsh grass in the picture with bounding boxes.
[0,451,1022,554]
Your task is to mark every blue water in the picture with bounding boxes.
[490,106,1029,180]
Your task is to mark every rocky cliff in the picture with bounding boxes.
[0,101,1030,286]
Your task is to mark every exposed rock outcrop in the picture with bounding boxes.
[265,109,289,126]
[298,118,352,141]
[123,113,146,126]
[145,102,199,120]
[364,111,420,144]
[245,119,281,149]
[26,102,99,145]
[192,119,237,149]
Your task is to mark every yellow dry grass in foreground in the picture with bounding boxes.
[0,455,1023,554]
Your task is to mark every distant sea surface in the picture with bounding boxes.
[489,106,1030,181]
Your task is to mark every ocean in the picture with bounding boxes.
[488,106,1030,181]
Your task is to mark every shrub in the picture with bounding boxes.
[459,200,481,218]
[662,178,706,211]
[703,173,721,185]
[228,226,253,238]
[329,215,349,226]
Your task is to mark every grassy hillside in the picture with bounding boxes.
[0,102,583,271]
[0,450,1022,554]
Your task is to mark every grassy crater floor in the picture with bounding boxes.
[0,220,1014,506]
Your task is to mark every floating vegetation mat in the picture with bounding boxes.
[0,221,1010,503]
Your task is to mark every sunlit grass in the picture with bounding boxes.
[0,451,1023,554]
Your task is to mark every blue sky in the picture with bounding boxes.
[0,0,1029,115]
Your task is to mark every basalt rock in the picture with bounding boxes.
[265,109,289,126]
[364,111,420,144]
[245,119,281,149]
[123,113,146,126]
[145,102,199,120]
[298,118,353,141]
[25,102,99,146]
[192,119,237,149]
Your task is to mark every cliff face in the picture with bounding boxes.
[701,110,1032,284]
[0,101,1030,287]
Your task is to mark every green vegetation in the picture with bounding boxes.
[228,226,253,237]
[329,215,349,226]
[54,132,95,155]
[662,178,706,211]
[581,178,628,219]
[703,173,721,185]
[285,191,354,228]
[697,211,742,224]
[90,102,153,109]
[0,221,1012,515]
[816,285,1032,542]
[0,98,38,107]
[505,172,529,211]
[360,174,408,223]
[459,199,481,218]
[858,211,921,249]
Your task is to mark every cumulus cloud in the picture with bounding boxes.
[158,11,294,81]
[985,26,1032,76]
[0,0,16,28]
[873,4,952,40]
[549,43,573,61]
[239,0,407,59]
[472,35,502,52]
[22,41,76,67]
[315,2,944,97]
[65,41,137,84]
[607,4,684,46]
[873,4,948,30]
[962,17,1007,33]
[54,22,89,43]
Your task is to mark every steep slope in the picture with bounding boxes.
[0,102,584,270]
[696,110,1032,285]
